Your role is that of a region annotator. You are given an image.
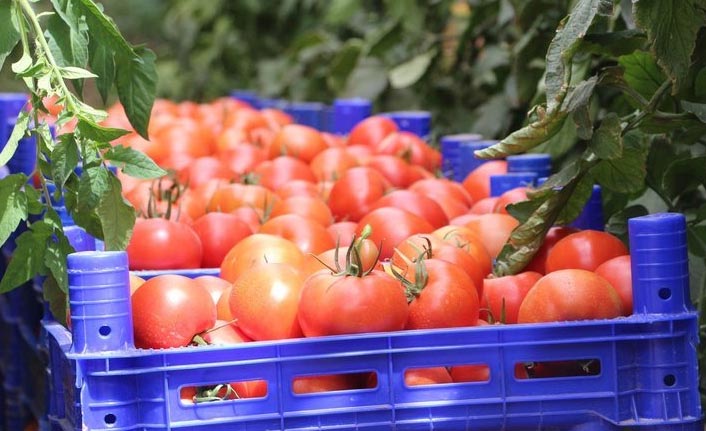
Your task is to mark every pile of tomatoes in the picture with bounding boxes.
[103,98,633,396]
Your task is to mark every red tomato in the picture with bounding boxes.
[345,144,375,164]
[404,367,453,386]
[258,214,335,255]
[594,255,632,316]
[469,197,499,214]
[376,132,438,171]
[302,239,380,277]
[261,108,293,130]
[126,218,202,270]
[545,230,629,273]
[275,180,321,199]
[480,271,543,324]
[493,187,528,214]
[371,190,449,229]
[255,156,316,191]
[129,274,145,295]
[328,167,389,222]
[310,147,358,182]
[220,234,304,283]
[178,156,233,189]
[403,259,480,330]
[269,124,327,162]
[191,213,253,268]
[462,160,507,204]
[327,221,358,247]
[201,320,251,344]
[355,207,434,260]
[517,269,623,323]
[219,144,267,175]
[409,178,473,219]
[207,183,279,213]
[292,374,357,394]
[193,275,233,305]
[347,116,398,147]
[524,226,579,274]
[432,226,493,278]
[229,263,306,340]
[216,285,235,321]
[132,275,216,349]
[365,155,423,188]
[463,213,519,259]
[298,269,408,337]
[270,196,333,227]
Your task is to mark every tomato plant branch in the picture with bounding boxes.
[622,80,672,134]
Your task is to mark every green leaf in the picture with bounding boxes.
[572,105,593,141]
[0,1,21,70]
[581,29,647,57]
[342,57,388,99]
[72,166,110,238]
[544,0,610,111]
[76,118,130,141]
[592,131,648,193]
[531,114,578,159]
[103,145,166,179]
[555,174,595,225]
[97,174,135,251]
[0,110,30,167]
[0,222,53,293]
[590,113,622,160]
[389,48,437,89]
[662,156,706,197]
[681,100,706,123]
[562,76,598,113]
[44,231,72,293]
[12,51,33,74]
[45,13,88,68]
[59,66,97,79]
[324,0,359,25]
[0,174,29,247]
[51,134,80,189]
[115,47,157,138]
[75,0,133,57]
[89,39,115,104]
[618,50,666,102]
[327,39,363,92]
[365,19,401,58]
[43,276,67,327]
[634,0,706,93]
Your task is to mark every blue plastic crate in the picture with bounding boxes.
[44,213,702,431]
[131,267,221,280]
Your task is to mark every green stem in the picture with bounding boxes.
[622,80,672,135]
[17,0,77,112]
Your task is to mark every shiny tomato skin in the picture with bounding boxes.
[269,124,327,162]
[229,263,306,340]
[270,196,333,227]
[258,214,335,255]
[327,221,358,247]
[365,155,422,189]
[371,190,449,229]
[356,207,435,260]
[328,167,389,222]
[193,275,233,305]
[545,230,629,273]
[524,226,579,274]
[463,213,519,259]
[480,271,543,324]
[462,160,507,204]
[347,116,398,147]
[255,156,317,191]
[493,187,528,214]
[517,269,623,323]
[220,234,304,283]
[469,197,500,214]
[594,255,633,316]
[132,275,216,349]
[404,259,480,330]
[127,218,202,270]
[298,269,408,337]
[310,147,358,182]
[191,213,253,268]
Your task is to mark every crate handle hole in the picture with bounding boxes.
[180,380,268,404]
[658,288,671,300]
[664,374,676,386]
[99,325,111,337]
[104,414,116,425]
[516,358,600,379]
[293,372,373,394]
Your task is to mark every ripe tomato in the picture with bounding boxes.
[269,124,327,162]
[201,320,251,344]
[409,178,473,219]
[270,196,333,227]
[261,108,293,130]
[229,262,306,340]
[462,160,507,204]
[327,221,358,247]
[403,259,480,330]
[517,269,623,323]
[371,190,449,229]
[126,218,202,270]
[463,213,519,259]
[545,230,628,273]
[275,180,321,199]
[356,207,434,260]
[365,155,423,189]
[207,183,279,213]
[493,187,528,214]
[431,225,492,277]
[480,271,542,324]
[258,214,335,255]
[292,374,357,394]
[178,156,233,189]
[191,213,253,268]
[132,275,216,349]
[594,255,632,316]
[193,275,233,305]
[404,367,453,386]
[469,197,499,214]
[302,238,380,277]
[255,156,316,191]
[298,269,408,337]
[524,226,578,274]
[129,274,145,295]
[220,234,304,283]
[310,147,358,182]
[219,144,267,175]
[376,132,438,171]
[216,285,235,320]
[347,116,398,147]
[328,166,389,222]
[230,206,264,233]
